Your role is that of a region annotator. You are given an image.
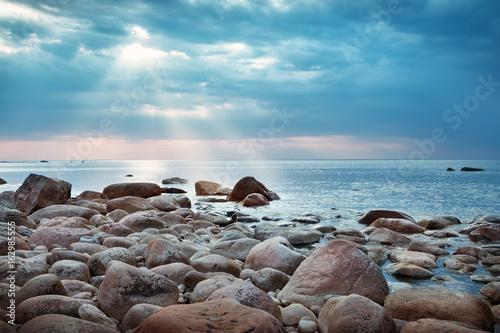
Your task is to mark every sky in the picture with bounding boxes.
[0,0,499,160]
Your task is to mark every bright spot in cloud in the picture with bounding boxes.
[142,104,209,118]
[130,26,150,40]
[120,43,168,63]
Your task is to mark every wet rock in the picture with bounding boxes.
[78,304,118,330]
[480,281,500,304]
[454,246,489,259]
[443,259,477,273]
[162,177,188,185]
[490,265,500,275]
[424,230,459,238]
[144,239,189,268]
[417,216,461,230]
[0,178,6,185]
[87,247,137,276]
[16,294,94,324]
[383,287,495,331]
[150,262,196,285]
[227,176,280,202]
[450,254,478,264]
[191,254,242,277]
[206,282,282,321]
[281,303,317,326]
[251,267,290,292]
[446,167,455,171]
[482,256,500,266]
[49,259,90,282]
[358,209,415,225]
[461,167,485,172]
[470,275,499,283]
[160,187,186,194]
[132,298,285,333]
[384,263,434,279]
[148,195,180,212]
[15,274,67,304]
[241,193,270,207]
[29,205,99,223]
[244,237,306,275]
[388,250,438,269]
[97,261,178,321]
[408,239,449,256]
[14,174,72,215]
[278,239,389,307]
[195,181,232,196]
[106,196,157,214]
[121,303,162,333]
[367,246,387,266]
[18,314,119,333]
[102,182,161,199]
[212,238,261,261]
[319,294,397,333]
[371,218,425,234]
[368,227,410,246]
[469,225,500,243]
[255,223,322,246]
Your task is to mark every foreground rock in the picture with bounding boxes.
[227,176,280,202]
[16,294,94,323]
[19,314,119,333]
[318,294,397,333]
[241,193,270,207]
[28,218,94,248]
[131,299,285,333]
[29,205,99,223]
[278,239,389,307]
[97,261,178,321]
[14,174,72,215]
[0,206,36,228]
[15,274,67,304]
[384,287,495,331]
[371,218,425,234]
[121,304,162,333]
[106,196,157,214]
[195,181,231,196]
[358,209,415,225]
[103,182,161,199]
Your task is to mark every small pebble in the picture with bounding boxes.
[298,316,318,333]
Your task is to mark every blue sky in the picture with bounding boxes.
[0,0,499,160]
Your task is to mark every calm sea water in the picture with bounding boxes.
[1,159,499,294]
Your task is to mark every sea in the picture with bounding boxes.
[1,159,500,294]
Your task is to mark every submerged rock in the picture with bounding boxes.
[461,167,485,172]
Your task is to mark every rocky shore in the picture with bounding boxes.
[1,173,500,332]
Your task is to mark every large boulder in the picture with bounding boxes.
[18,314,119,333]
[244,237,306,275]
[417,216,460,230]
[278,239,389,307]
[255,223,322,246]
[29,205,99,223]
[318,294,397,333]
[358,209,415,225]
[14,174,72,215]
[383,287,495,331]
[227,176,280,202]
[195,181,231,196]
[206,282,282,321]
[103,182,161,199]
[469,225,500,243]
[480,281,500,304]
[106,196,157,214]
[131,299,285,333]
[97,261,178,321]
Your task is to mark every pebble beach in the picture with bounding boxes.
[1,173,500,332]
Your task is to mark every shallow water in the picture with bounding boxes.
[1,159,499,296]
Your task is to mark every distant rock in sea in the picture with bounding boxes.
[162,177,188,184]
[446,168,455,171]
[40,160,49,163]
[125,174,134,177]
[461,167,485,172]
[0,178,6,185]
